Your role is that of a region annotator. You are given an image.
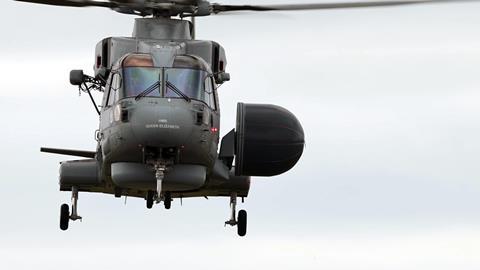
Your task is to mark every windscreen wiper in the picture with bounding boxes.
[166,81,191,102]
[134,81,160,101]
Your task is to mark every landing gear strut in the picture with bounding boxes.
[146,162,173,209]
[154,163,165,204]
[225,192,247,237]
[59,186,82,231]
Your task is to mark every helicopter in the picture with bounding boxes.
[15,0,479,237]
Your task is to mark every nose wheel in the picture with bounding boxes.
[225,193,247,237]
[164,191,172,209]
[146,190,154,209]
[59,187,82,231]
[145,190,172,209]
[145,162,172,209]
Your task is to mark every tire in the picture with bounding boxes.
[237,210,247,237]
[114,188,122,198]
[146,191,154,209]
[164,192,171,210]
[60,204,70,231]
[164,199,171,209]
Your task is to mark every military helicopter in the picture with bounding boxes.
[16,0,479,237]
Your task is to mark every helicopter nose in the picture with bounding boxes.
[128,99,195,147]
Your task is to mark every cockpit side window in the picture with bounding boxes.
[204,76,217,110]
[106,72,121,107]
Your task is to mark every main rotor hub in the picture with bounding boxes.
[133,18,192,40]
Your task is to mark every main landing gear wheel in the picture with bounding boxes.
[60,204,70,231]
[225,193,248,237]
[237,210,247,237]
[164,191,171,210]
[146,190,154,209]
[59,187,82,231]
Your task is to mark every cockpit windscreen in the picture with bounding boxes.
[122,67,215,108]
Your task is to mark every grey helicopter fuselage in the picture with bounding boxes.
[53,17,304,199]
[44,17,304,236]
[61,18,253,198]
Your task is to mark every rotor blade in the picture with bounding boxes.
[212,0,480,13]
[15,0,115,8]
[14,0,201,15]
[40,147,96,158]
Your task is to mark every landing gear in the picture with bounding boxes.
[70,187,82,221]
[146,190,172,209]
[225,193,248,237]
[146,190,154,209]
[154,162,166,204]
[60,204,69,231]
[59,186,82,231]
[114,187,122,198]
[151,162,173,209]
[225,193,238,226]
[164,191,172,209]
[237,210,247,237]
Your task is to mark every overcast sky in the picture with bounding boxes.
[1,0,480,269]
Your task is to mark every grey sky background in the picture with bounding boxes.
[1,0,480,269]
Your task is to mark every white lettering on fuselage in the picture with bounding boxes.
[145,124,180,129]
